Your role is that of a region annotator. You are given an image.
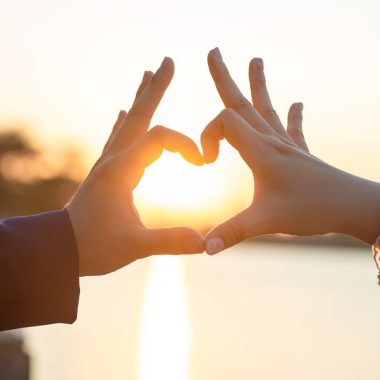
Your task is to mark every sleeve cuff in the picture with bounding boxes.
[0,210,80,331]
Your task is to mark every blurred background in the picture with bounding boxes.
[1,0,380,379]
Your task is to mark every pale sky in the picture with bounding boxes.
[1,0,380,227]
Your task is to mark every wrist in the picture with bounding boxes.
[64,201,91,276]
[331,171,380,244]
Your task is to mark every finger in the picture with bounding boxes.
[287,102,309,152]
[249,58,289,139]
[205,207,266,254]
[207,48,270,135]
[144,227,204,255]
[115,126,204,189]
[133,70,154,104]
[201,108,264,168]
[103,71,154,156]
[109,57,175,153]
[102,110,128,155]
[105,70,154,155]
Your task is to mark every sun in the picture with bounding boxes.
[133,149,252,230]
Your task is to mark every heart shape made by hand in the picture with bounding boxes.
[134,148,252,232]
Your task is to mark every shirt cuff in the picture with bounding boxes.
[0,210,80,331]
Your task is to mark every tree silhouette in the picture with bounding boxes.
[0,130,80,218]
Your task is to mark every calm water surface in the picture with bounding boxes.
[25,243,380,380]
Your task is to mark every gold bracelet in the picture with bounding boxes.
[371,235,380,285]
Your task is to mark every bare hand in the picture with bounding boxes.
[203,49,380,254]
[66,58,204,276]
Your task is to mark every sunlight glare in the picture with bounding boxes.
[134,150,253,229]
[138,256,191,380]
[136,152,223,210]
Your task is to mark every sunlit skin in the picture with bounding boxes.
[66,57,205,276]
[203,48,380,254]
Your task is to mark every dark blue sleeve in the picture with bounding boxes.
[0,210,80,331]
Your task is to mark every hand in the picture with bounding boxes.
[202,49,380,254]
[66,57,204,276]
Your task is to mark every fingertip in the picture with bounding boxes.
[213,47,223,60]
[118,109,127,118]
[115,110,127,126]
[290,102,303,111]
[183,232,205,254]
[163,56,175,72]
[185,140,205,166]
[250,57,264,73]
[201,145,218,164]
[194,158,205,166]
[200,131,220,164]
[205,237,225,255]
[207,50,213,64]
[155,56,175,78]
[208,47,222,60]
[203,154,217,164]
[184,151,204,166]
[142,70,149,82]
[142,70,154,82]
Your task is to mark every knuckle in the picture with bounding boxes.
[220,108,236,119]
[255,75,267,87]
[231,97,251,111]
[228,222,245,244]
[288,128,304,138]
[150,75,168,92]
[127,107,151,123]
[264,135,290,155]
[201,129,214,141]
[263,108,279,119]
[149,125,166,138]
[96,159,118,182]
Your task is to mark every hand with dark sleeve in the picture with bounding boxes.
[0,57,204,331]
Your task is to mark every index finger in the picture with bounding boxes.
[201,108,264,169]
[249,58,289,139]
[208,48,270,135]
[114,126,204,189]
[109,57,175,153]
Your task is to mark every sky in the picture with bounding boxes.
[1,0,380,228]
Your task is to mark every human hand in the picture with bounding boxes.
[66,57,204,276]
[202,49,380,254]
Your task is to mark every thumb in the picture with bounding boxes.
[205,208,266,255]
[144,227,205,255]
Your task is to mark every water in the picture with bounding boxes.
[25,243,380,380]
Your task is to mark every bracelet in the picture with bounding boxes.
[371,235,380,286]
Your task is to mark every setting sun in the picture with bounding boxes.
[134,148,253,230]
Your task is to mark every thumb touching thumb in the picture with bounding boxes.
[205,208,265,255]
[144,227,205,256]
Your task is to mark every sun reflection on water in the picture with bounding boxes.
[138,256,191,380]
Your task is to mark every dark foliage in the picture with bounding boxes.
[0,131,79,218]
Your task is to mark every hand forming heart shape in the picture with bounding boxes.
[202,49,310,255]
[66,50,310,277]
[66,57,205,276]
[202,49,378,255]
